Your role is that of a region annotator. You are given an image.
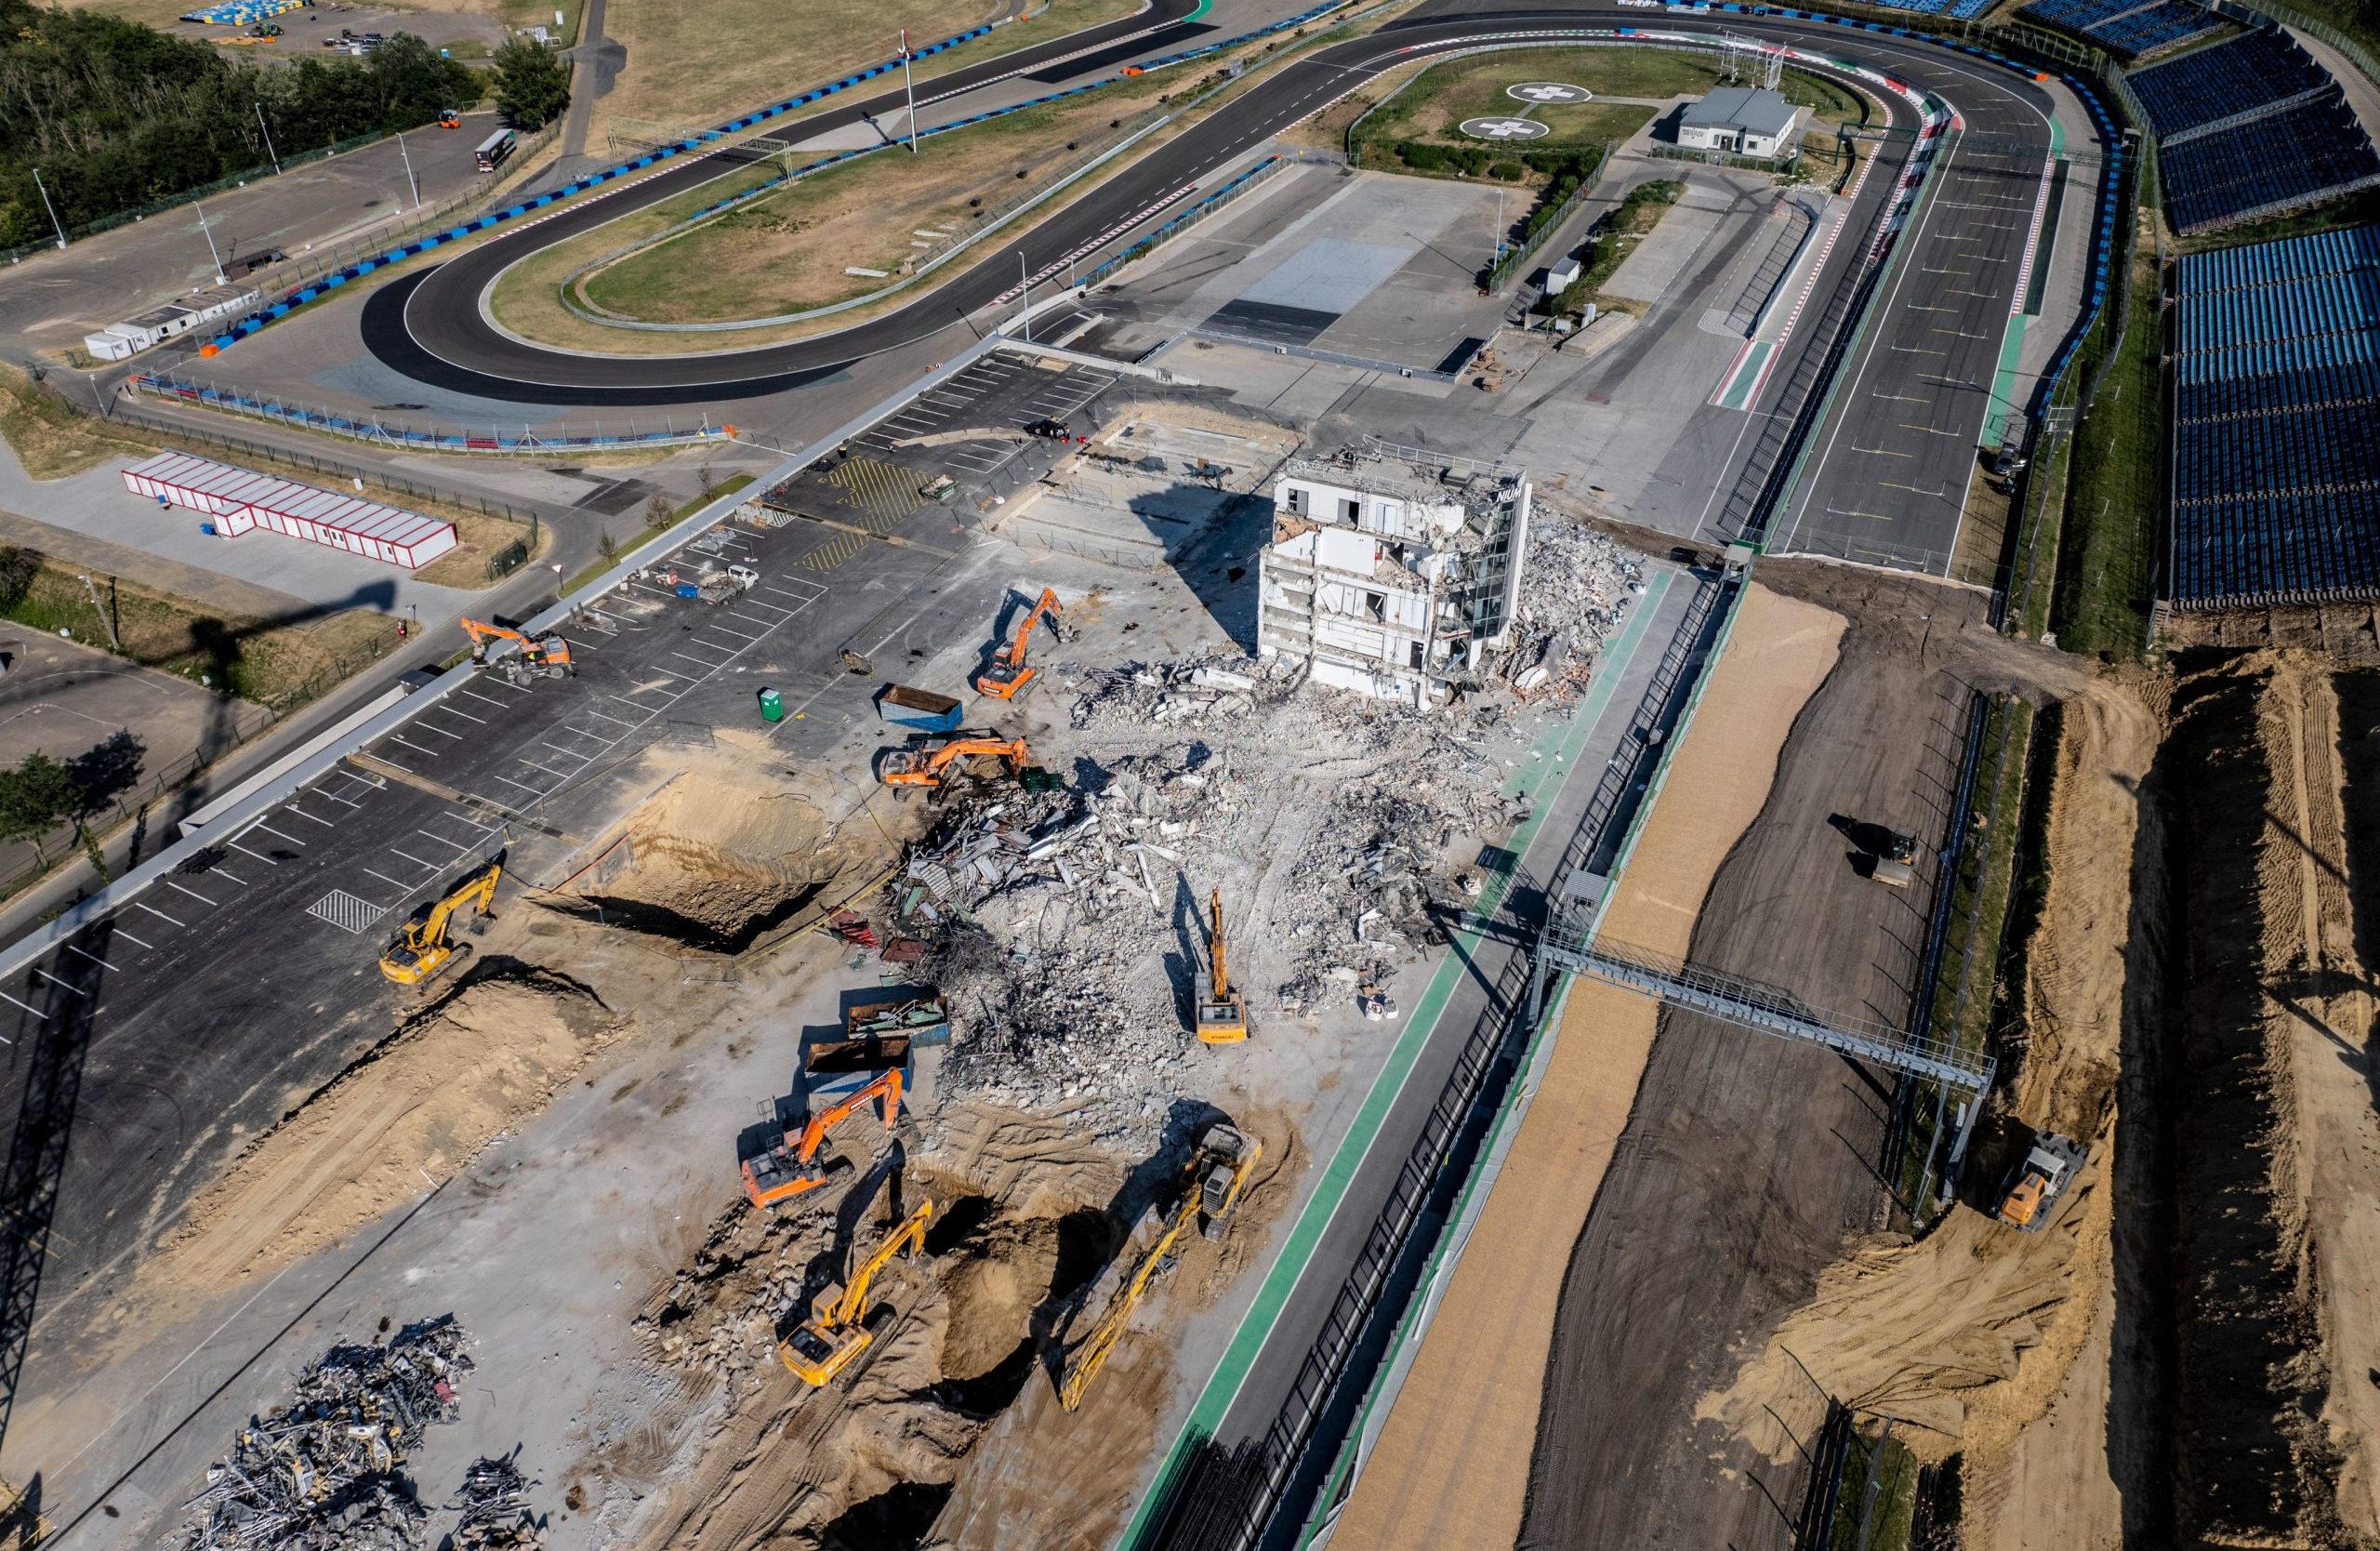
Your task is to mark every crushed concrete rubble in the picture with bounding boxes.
[889,651,1548,1141]
[176,1319,472,1551]
[1492,513,1644,701]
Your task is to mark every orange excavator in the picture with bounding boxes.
[974,587,1066,699]
[461,618,574,684]
[742,1067,904,1210]
[878,735,1029,789]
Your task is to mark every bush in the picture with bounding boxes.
[1488,161,1526,181]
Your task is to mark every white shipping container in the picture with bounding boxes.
[121,452,458,569]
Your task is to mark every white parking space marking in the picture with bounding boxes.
[227,840,279,866]
[0,988,46,1019]
[257,820,311,844]
[135,902,185,929]
[164,881,218,908]
[113,925,157,951]
[31,968,83,995]
[66,943,116,971]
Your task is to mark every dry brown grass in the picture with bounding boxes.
[595,0,1009,143]
[0,366,154,481]
[410,508,555,587]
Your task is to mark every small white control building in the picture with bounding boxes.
[82,285,259,363]
[1676,86,1805,160]
[1256,444,1530,707]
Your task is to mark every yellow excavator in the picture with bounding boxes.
[461,617,574,685]
[877,735,1030,789]
[779,1198,935,1386]
[379,860,501,985]
[1194,887,1248,1045]
[1059,1123,1261,1412]
[974,587,1066,699]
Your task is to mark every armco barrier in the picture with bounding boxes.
[199,0,1357,358]
[126,373,729,452]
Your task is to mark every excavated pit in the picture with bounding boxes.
[571,752,891,953]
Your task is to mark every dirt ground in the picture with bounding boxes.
[565,748,892,951]
[595,1099,1306,1551]
[1513,561,2114,1551]
[127,965,624,1295]
[1329,581,1844,1549]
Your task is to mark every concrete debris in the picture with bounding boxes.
[890,650,1534,1140]
[1491,514,1643,703]
[448,1455,540,1549]
[176,1319,472,1551]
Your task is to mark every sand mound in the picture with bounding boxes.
[581,753,879,950]
[153,969,622,1290]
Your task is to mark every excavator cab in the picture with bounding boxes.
[379,860,501,986]
[741,1067,904,1210]
[780,1199,934,1385]
[1193,887,1249,1045]
[1197,1124,1257,1237]
[975,587,1066,699]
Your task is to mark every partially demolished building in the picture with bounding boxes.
[1256,441,1531,705]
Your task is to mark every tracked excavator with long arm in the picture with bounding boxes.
[1059,1123,1260,1411]
[742,1068,904,1209]
[877,735,1029,789]
[974,588,1066,699]
[779,1198,935,1385]
[1194,887,1249,1044]
[379,860,501,986]
[462,618,574,684]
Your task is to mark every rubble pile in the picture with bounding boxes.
[634,1202,826,1392]
[1493,514,1644,700]
[896,656,1522,1137]
[448,1455,539,1549]
[177,1319,472,1551]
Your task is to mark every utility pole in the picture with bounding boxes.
[192,198,228,285]
[1018,252,1031,340]
[30,168,65,250]
[256,102,283,175]
[397,131,421,210]
[902,30,920,154]
[75,575,119,650]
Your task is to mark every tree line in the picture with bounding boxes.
[0,0,494,248]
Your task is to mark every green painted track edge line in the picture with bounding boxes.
[1114,568,1677,1551]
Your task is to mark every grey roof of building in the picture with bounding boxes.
[1679,86,1802,138]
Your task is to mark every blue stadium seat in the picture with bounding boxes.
[2129,30,2329,138]
[2167,223,2380,605]
[2162,91,2380,232]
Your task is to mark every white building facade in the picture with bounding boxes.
[1256,446,1530,706]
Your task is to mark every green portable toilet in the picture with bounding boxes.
[759,686,785,722]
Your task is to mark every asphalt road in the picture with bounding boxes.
[373,3,2062,404]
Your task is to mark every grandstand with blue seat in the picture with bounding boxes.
[2128,30,2331,140]
[2160,91,2380,232]
[2017,0,2224,58]
[2167,225,2380,606]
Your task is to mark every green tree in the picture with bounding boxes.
[490,37,571,131]
[0,751,83,867]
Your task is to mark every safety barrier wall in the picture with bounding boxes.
[197,0,1356,356]
[126,373,728,452]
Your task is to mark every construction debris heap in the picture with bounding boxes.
[177,1318,472,1550]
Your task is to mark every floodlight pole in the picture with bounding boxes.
[31,168,65,250]
[192,198,228,284]
[257,102,283,175]
[903,31,921,154]
[397,131,421,209]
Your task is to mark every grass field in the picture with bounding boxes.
[1362,46,1869,155]
[1548,178,1682,314]
[581,76,1182,323]
[594,0,1142,143]
[2050,210,2161,662]
[0,368,152,480]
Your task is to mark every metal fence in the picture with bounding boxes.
[125,372,728,455]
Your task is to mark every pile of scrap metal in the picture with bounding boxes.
[895,789,1090,921]
[177,1319,472,1550]
[448,1455,539,1548]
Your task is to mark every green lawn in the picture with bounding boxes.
[2048,244,2160,662]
